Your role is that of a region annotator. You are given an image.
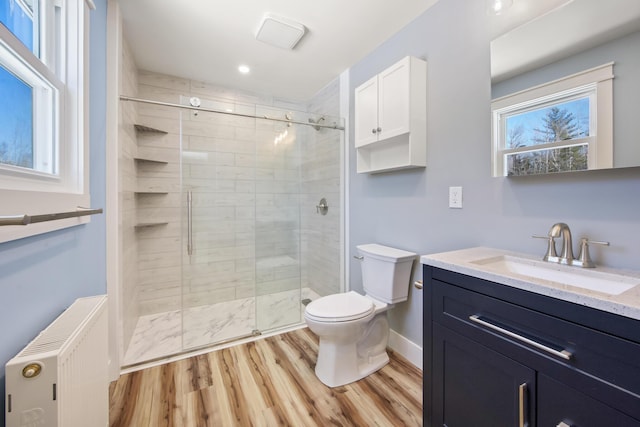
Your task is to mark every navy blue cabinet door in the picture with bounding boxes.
[538,374,640,427]
[433,324,536,427]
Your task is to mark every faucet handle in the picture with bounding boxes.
[532,235,559,262]
[582,238,610,247]
[574,237,610,268]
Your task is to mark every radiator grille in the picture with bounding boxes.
[17,298,104,358]
[5,295,108,427]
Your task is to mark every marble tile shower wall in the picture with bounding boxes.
[119,39,139,348]
[303,79,342,297]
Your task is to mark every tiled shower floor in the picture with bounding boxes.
[123,288,320,366]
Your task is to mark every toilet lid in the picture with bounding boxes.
[305,291,374,322]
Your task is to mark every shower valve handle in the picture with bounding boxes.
[316,198,329,215]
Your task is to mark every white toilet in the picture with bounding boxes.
[304,243,416,387]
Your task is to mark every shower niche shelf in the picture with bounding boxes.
[134,191,169,195]
[134,124,168,135]
[132,122,171,234]
[134,156,169,165]
[134,222,168,229]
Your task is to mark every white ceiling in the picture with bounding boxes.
[491,0,640,81]
[488,0,571,40]
[119,0,439,103]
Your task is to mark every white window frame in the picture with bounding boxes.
[491,63,614,177]
[0,0,96,243]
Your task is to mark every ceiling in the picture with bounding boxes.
[490,0,640,81]
[119,0,439,103]
[488,0,571,40]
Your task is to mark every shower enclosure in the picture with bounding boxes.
[119,92,344,367]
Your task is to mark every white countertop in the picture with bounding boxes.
[421,247,640,321]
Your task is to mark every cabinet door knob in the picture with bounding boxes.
[377,127,382,133]
[371,128,377,134]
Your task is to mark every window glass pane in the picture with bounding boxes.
[0,0,35,53]
[505,97,590,149]
[506,144,588,176]
[0,64,33,169]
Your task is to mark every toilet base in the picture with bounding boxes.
[314,338,390,388]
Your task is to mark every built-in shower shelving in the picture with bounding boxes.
[133,122,171,229]
[134,123,170,163]
[134,123,168,135]
[134,190,169,195]
[133,156,169,165]
[134,222,169,229]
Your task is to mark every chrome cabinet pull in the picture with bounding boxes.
[187,191,193,255]
[469,315,572,360]
[519,382,528,427]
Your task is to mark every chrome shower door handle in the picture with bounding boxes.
[187,191,193,255]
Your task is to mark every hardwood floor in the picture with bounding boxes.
[109,327,423,426]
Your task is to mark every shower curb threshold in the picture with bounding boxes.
[120,323,308,375]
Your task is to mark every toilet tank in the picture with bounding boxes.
[357,244,417,304]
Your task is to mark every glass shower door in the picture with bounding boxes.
[254,107,303,331]
[178,96,343,352]
[252,107,345,332]
[180,99,259,351]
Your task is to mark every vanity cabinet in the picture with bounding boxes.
[354,56,426,173]
[423,265,640,427]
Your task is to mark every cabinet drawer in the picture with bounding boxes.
[432,279,640,400]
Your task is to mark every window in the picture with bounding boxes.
[0,0,95,243]
[491,63,613,177]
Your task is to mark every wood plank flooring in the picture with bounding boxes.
[109,327,423,426]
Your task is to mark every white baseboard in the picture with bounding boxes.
[388,329,423,370]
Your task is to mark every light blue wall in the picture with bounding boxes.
[0,0,107,423]
[348,0,640,348]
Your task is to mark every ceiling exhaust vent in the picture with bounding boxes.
[256,13,306,50]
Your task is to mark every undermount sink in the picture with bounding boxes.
[470,255,639,296]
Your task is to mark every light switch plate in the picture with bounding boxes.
[449,186,463,208]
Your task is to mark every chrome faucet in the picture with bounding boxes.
[533,223,609,268]
[548,222,574,265]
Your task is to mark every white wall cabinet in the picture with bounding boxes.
[354,56,427,173]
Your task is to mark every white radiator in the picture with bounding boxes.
[5,295,109,427]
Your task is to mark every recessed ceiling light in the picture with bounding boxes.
[238,65,250,74]
[487,0,513,15]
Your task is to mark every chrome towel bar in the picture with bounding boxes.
[0,207,103,226]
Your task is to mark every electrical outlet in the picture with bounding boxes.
[449,186,463,208]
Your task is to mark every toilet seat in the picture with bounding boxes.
[305,291,374,322]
